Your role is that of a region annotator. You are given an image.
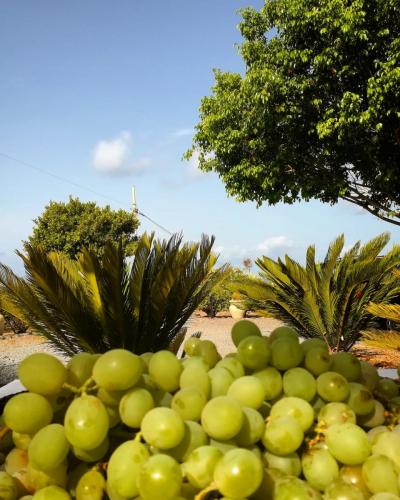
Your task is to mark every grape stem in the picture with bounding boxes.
[0,425,9,443]
[194,482,218,500]
[62,382,81,395]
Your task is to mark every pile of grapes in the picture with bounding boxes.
[1,321,400,499]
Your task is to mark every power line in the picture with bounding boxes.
[0,151,173,235]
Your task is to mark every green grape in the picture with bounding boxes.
[192,340,220,368]
[253,367,282,400]
[359,361,379,392]
[358,400,385,428]
[237,336,271,370]
[269,325,298,343]
[64,395,108,450]
[282,367,316,401]
[28,424,70,472]
[324,479,364,500]
[72,437,108,462]
[140,352,153,371]
[183,336,202,356]
[107,440,149,498]
[262,416,304,455]
[183,445,223,489]
[104,404,120,428]
[270,397,314,431]
[181,356,209,371]
[304,347,332,376]
[340,465,371,498]
[151,388,173,407]
[4,393,53,434]
[274,476,322,500]
[75,469,105,500]
[0,418,13,452]
[331,352,361,382]
[368,426,389,444]
[27,462,67,490]
[376,378,399,399]
[18,353,67,396]
[346,382,375,416]
[316,371,350,402]
[216,357,245,379]
[201,396,243,440]
[31,485,70,499]
[4,447,28,475]
[137,454,182,500]
[213,448,263,498]
[326,423,371,465]
[236,407,265,446]
[371,431,400,468]
[311,395,326,418]
[251,468,285,500]
[227,376,265,409]
[263,451,301,476]
[271,337,304,371]
[302,447,339,491]
[317,402,356,427]
[179,365,211,398]
[362,454,399,495]
[231,320,262,347]
[66,353,96,389]
[369,494,400,500]
[167,420,208,462]
[96,387,126,407]
[301,338,329,353]
[119,387,154,428]
[67,462,90,495]
[141,407,184,449]
[148,350,182,392]
[209,438,237,454]
[171,388,206,421]
[208,367,234,398]
[92,349,143,391]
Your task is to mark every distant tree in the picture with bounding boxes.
[243,258,253,272]
[27,196,140,258]
[187,0,400,225]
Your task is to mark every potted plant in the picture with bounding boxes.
[229,292,247,319]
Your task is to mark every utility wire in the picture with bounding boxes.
[0,151,173,236]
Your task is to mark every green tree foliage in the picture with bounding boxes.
[0,234,227,355]
[187,0,400,225]
[235,233,400,351]
[27,196,140,258]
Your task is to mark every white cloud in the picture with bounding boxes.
[256,235,294,253]
[92,131,151,175]
[214,245,224,254]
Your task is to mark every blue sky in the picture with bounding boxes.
[1,0,400,274]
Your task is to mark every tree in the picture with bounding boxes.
[187,0,400,225]
[235,233,400,351]
[0,234,228,354]
[27,196,140,258]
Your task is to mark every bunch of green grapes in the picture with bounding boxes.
[1,320,400,499]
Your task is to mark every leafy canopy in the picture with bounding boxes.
[235,233,400,351]
[0,234,228,355]
[187,0,400,225]
[27,196,140,258]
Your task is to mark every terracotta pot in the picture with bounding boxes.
[229,300,246,319]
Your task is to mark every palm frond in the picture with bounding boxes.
[0,233,225,355]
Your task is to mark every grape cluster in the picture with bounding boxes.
[1,321,400,499]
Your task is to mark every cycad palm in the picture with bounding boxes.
[0,233,227,355]
[356,269,400,364]
[235,233,400,351]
